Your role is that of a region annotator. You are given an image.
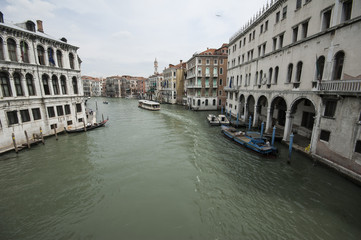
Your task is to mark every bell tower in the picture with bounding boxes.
[154,58,158,74]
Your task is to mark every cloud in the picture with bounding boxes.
[2,0,269,77]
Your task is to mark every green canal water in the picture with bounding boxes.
[1,98,361,240]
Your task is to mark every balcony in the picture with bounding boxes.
[187,84,202,89]
[316,79,361,96]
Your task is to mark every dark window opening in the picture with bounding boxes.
[50,124,57,129]
[61,76,67,94]
[7,111,19,125]
[355,140,361,153]
[32,108,41,120]
[324,100,337,117]
[67,120,73,126]
[72,77,78,94]
[20,109,31,122]
[322,9,332,30]
[342,0,353,22]
[56,105,64,116]
[0,72,12,97]
[76,103,82,113]
[52,75,59,95]
[42,75,50,95]
[37,45,45,65]
[7,38,17,62]
[20,41,30,63]
[301,111,315,130]
[320,130,330,142]
[47,106,55,118]
[65,104,71,115]
[78,118,83,122]
[57,50,63,68]
[316,56,325,80]
[332,51,345,80]
[14,73,24,96]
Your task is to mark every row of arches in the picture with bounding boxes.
[0,37,76,70]
[232,93,317,148]
[0,71,79,98]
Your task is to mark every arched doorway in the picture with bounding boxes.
[255,95,268,127]
[289,98,316,148]
[246,95,255,122]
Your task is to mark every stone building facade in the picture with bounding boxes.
[226,0,361,180]
[186,44,228,110]
[0,16,86,152]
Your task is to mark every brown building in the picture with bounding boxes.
[186,44,228,110]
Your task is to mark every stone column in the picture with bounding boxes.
[253,104,259,127]
[283,110,293,141]
[243,101,248,122]
[265,107,272,133]
[16,43,22,63]
[3,41,10,61]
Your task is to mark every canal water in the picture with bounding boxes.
[1,98,361,240]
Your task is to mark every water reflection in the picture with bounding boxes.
[0,98,361,240]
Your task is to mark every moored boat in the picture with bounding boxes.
[138,100,160,111]
[221,126,277,155]
[65,119,108,133]
[217,114,230,125]
[207,114,221,126]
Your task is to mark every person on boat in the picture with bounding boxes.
[265,140,270,147]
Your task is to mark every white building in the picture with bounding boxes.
[226,0,361,181]
[0,15,87,153]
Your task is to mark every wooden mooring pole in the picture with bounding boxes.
[40,127,45,144]
[24,130,30,149]
[12,133,18,153]
[83,121,87,132]
[54,128,58,140]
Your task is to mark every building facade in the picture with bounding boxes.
[226,0,361,180]
[0,15,86,152]
[186,44,228,110]
[161,64,177,104]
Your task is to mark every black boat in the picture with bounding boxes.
[65,119,108,133]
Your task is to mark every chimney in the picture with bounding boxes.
[36,20,44,33]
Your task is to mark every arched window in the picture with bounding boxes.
[296,61,303,82]
[20,41,30,63]
[60,75,67,94]
[72,76,78,94]
[48,48,55,66]
[42,74,50,95]
[52,75,59,95]
[287,63,293,83]
[240,75,242,86]
[37,45,45,65]
[213,99,216,105]
[268,68,273,85]
[255,71,258,85]
[205,99,208,106]
[56,50,63,68]
[333,51,345,80]
[274,66,279,84]
[248,73,251,86]
[0,72,12,97]
[26,74,36,96]
[69,53,74,69]
[316,56,325,80]
[197,99,201,106]
[7,38,17,62]
[0,38,4,60]
[13,72,23,96]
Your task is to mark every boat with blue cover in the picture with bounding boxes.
[221,126,277,155]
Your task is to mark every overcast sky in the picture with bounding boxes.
[2,0,267,78]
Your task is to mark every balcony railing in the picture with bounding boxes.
[187,85,202,89]
[224,86,238,92]
[317,79,361,93]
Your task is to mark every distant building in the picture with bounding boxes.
[0,14,86,152]
[186,44,228,110]
[162,64,177,104]
[148,58,163,101]
[226,0,361,181]
[82,76,103,97]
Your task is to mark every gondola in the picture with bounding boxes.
[65,119,108,133]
